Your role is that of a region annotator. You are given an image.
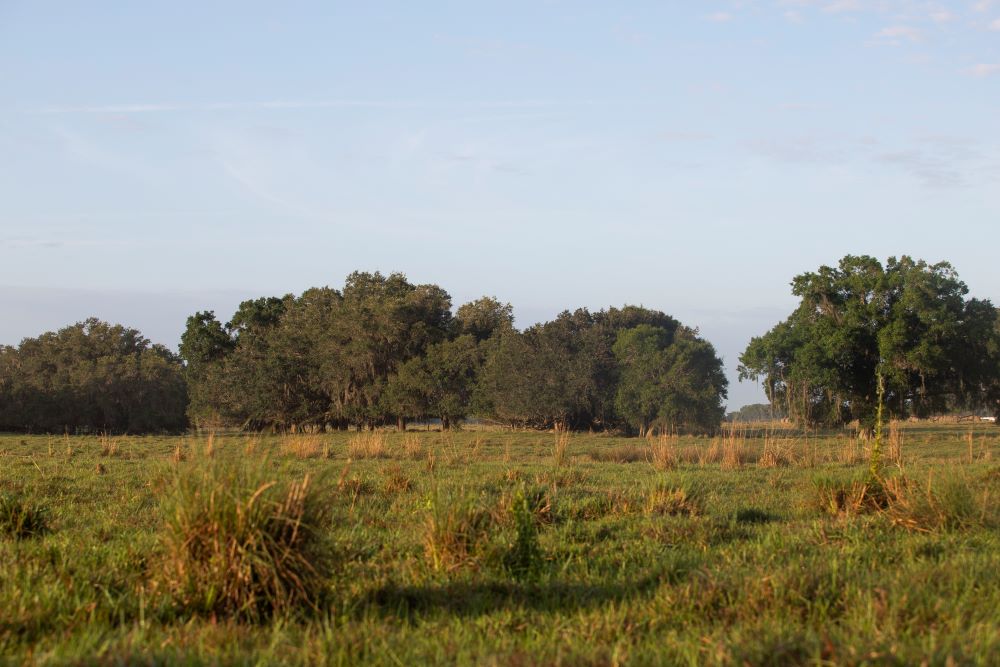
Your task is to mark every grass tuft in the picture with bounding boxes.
[0,493,50,539]
[884,473,996,533]
[156,457,335,621]
[347,432,389,459]
[423,492,493,573]
[644,483,703,516]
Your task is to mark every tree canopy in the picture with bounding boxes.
[175,274,728,434]
[739,255,1000,428]
[0,318,188,433]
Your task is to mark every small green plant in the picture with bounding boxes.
[502,486,544,578]
[157,457,335,621]
[0,493,49,539]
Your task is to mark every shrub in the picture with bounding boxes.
[157,458,335,621]
[0,493,49,539]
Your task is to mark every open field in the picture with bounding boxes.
[1,424,999,666]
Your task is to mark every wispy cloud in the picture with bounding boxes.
[30,99,597,116]
[872,25,922,44]
[823,0,863,14]
[969,63,1000,77]
[706,11,735,22]
[34,100,430,115]
[929,10,955,23]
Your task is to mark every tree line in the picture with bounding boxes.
[2,257,997,434]
[0,319,188,433]
[179,272,727,435]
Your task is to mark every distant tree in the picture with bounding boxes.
[454,297,514,341]
[179,311,234,426]
[384,335,482,430]
[0,318,187,433]
[739,255,1000,429]
[613,325,728,435]
[475,305,712,432]
[226,296,288,339]
[726,403,783,422]
[178,273,453,431]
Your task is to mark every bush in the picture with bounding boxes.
[0,493,49,539]
[157,458,335,621]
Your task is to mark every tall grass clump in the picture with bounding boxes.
[553,430,570,467]
[884,473,996,533]
[281,434,325,459]
[649,435,676,471]
[502,486,545,578]
[423,491,493,573]
[644,482,703,516]
[157,457,335,621]
[348,431,388,459]
[0,493,49,539]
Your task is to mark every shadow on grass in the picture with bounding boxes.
[360,568,686,619]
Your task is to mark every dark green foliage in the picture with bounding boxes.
[177,280,726,434]
[475,306,722,431]
[0,318,187,433]
[613,325,728,435]
[0,493,49,539]
[384,335,483,429]
[740,255,1000,428]
[179,273,454,431]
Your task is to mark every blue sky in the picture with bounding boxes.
[2,1,999,409]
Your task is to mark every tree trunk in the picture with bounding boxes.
[397,416,406,432]
[441,415,451,431]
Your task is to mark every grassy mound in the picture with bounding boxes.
[157,457,335,621]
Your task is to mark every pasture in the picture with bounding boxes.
[1,424,998,665]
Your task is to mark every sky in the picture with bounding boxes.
[1,0,999,409]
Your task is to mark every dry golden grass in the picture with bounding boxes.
[382,464,413,494]
[649,435,677,471]
[552,431,570,467]
[644,485,702,516]
[281,434,325,459]
[347,431,389,459]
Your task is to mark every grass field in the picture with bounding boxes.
[1,424,998,666]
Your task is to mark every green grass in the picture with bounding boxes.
[0,424,998,665]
